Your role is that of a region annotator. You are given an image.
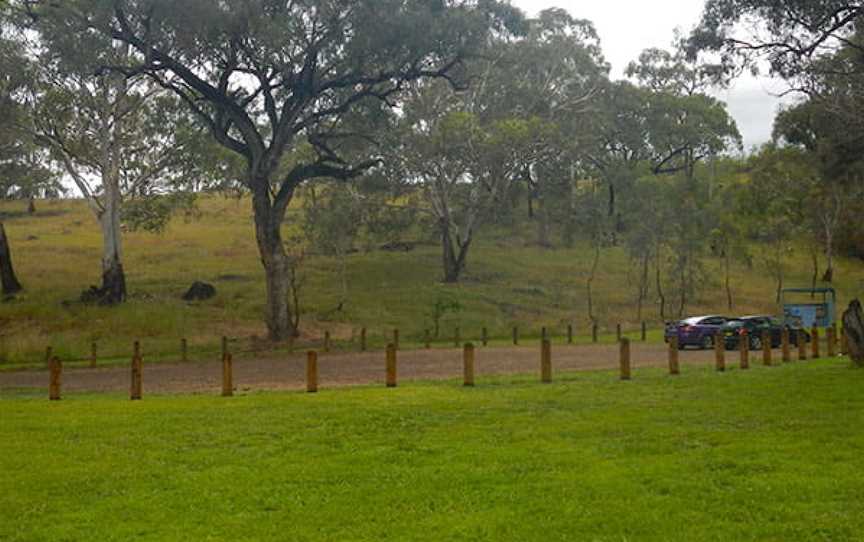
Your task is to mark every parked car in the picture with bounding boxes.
[664,315,731,350]
[722,315,810,351]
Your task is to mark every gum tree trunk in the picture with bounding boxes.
[253,188,295,342]
[0,222,23,296]
[97,181,126,304]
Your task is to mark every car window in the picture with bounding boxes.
[702,317,725,325]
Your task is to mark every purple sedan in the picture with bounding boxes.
[664,315,731,350]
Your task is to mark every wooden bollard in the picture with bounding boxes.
[48,356,62,401]
[641,322,647,342]
[306,351,318,393]
[424,329,431,349]
[798,329,807,361]
[762,330,772,366]
[481,327,488,347]
[592,324,598,343]
[463,343,475,387]
[620,338,631,380]
[567,324,573,344]
[90,341,97,368]
[541,339,552,383]
[781,328,791,363]
[827,325,836,358]
[454,327,460,348]
[668,336,680,375]
[386,344,397,388]
[512,326,519,346]
[130,341,143,401]
[740,330,750,370]
[222,351,233,397]
[181,338,188,362]
[811,326,820,359]
[324,331,331,353]
[616,324,622,342]
[360,327,367,352]
[715,332,725,372]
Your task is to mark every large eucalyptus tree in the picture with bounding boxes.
[19,0,517,339]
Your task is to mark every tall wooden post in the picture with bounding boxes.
[541,339,552,383]
[715,331,725,372]
[762,331,772,366]
[668,337,680,375]
[567,324,573,345]
[181,338,188,362]
[798,329,807,361]
[781,328,791,363]
[512,326,519,346]
[386,344,397,388]
[130,341,143,401]
[811,326,820,359]
[306,351,318,393]
[740,330,749,370]
[360,327,367,352]
[641,322,647,342]
[90,341,97,368]
[48,356,62,401]
[827,324,836,358]
[481,327,488,347]
[620,338,631,381]
[463,343,475,387]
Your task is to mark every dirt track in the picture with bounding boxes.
[0,342,750,395]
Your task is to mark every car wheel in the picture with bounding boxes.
[750,335,762,351]
[701,335,714,350]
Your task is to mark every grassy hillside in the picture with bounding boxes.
[1,196,862,365]
[2,360,864,541]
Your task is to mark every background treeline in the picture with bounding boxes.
[1,1,863,355]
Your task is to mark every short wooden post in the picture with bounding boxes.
[454,327,460,348]
[324,331,331,353]
[811,326,820,359]
[798,329,807,361]
[781,328,791,363]
[463,343,475,387]
[360,327,367,352]
[393,329,399,350]
[222,352,233,398]
[616,324,622,342]
[541,339,552,383]
[715,331,725,372]
[424,329,431,349]
[827,324,836,358]
[130,341,143,401]
[306,351,318,393]
[386,344,397,388]
[567,324,573,344]
[740,329,750,370]
[592,324,598,343]
[641,322,647,342]
[668,336,680,375]
[512,326,519,346]
[90,341,97,368]
[481,327,488,347]
[48,356,62,401]
[762,330,772,366]
[620,338,631,380]
[181,338,188,362]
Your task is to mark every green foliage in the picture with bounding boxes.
[123,193,200,234]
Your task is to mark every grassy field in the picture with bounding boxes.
[1,196,862,365]
[1,359,863,541]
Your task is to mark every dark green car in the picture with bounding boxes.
[722,316,810,351]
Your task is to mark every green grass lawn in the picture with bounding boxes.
[2,360,864,541]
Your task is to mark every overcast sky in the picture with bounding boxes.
[511,0,798,153]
